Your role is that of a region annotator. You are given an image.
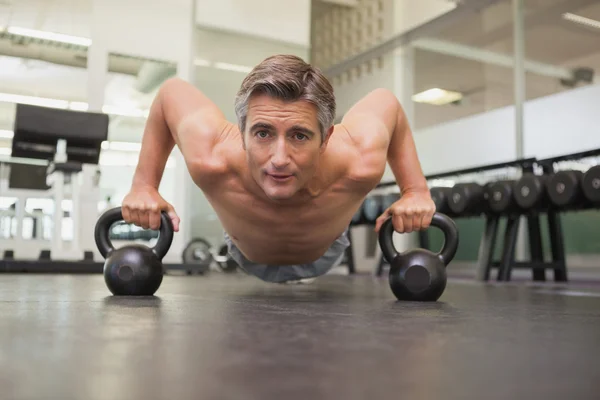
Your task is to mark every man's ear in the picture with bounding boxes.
[320,125,335,151]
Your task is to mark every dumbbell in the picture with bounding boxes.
[430,187,453,216]
[513,173,550,211]
[448,183,487,217]
[582,165,600,205]
[350,203,363,226]
[382,192,400,210]
[485,180,520,215]
[362,194,384,224]
[182,237,214,272]
[546,170,586,209]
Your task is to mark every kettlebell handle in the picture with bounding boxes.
[94,206,174,260]
[378,212,459,266]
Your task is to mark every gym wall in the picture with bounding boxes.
[196,0,311,48]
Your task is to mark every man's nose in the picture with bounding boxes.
[271,138,290,169]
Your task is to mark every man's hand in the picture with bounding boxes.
[122,185,180,232]
[374,190,436,233]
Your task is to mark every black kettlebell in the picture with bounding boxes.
[94,207,174,296]
[378,213,459,302]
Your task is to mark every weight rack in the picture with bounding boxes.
[371,151,600,282]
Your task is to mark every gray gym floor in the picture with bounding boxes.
[1,272,599,400]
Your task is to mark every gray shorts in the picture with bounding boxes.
[223,229,350,283]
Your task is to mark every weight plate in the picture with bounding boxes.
[582,165,600,204]
[382,193,400,210]
[514,173,545,209]
[547,170,583,207]
[487,180,515,213]
[449,184,468,214]
[430,187,451,214]
[351,204,363,225]
[363,195,382,222]
[182,238,213,266]
[449,183,484,215]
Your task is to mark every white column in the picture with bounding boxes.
[86,45,107,112]
[165,0,196,263]
[88,0,196,263]
[391,46,418,252]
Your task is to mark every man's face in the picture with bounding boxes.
[243,94,330,202]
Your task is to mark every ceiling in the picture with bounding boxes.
[0,0,599,142]
[412,0,600,129]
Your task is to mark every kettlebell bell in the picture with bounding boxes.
[94,207,174,296]
[378,213,459,302]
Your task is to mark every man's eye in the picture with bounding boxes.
[256,131,269,138]
[295,133,308,141]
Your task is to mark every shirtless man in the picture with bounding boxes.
[122,54,435,283]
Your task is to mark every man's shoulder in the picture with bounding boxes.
[326,125,387,189]
[191,123,245,184]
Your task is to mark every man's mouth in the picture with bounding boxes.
[267,173,293,182]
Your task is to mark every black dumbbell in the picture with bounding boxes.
[546,170,586,209]
[486,180,520,215]
[182,237,214,271]
[582,165,600,205]
[448,183,486,217]
[363,194,384,224]
[350,202,364,226]
[513,173,549,211]
[382,192,400,210]
[430,187,453,216]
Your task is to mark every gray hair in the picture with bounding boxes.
[234,54,336,142]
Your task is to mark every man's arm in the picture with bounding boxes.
[341,88,427,194]
[132,77,229,190]
[342,88,434,233]
[123,78,228,231]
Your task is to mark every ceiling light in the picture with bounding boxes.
[412,88,463,105]
[0,92,149,118]
[193,59,254,73]
[101,105,148,118]
[6,26,91,47]
[194,58,211,67]
[213,62,253,73]
[0,129,14,139]
[0,92,69,109]
[563,13,600,30]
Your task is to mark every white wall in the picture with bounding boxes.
[524,83,600,159]
[90,0,194,66]
[411,83,600,174]
[394,0,456,35]
[415,106,517,175]
[195,0,311,47]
